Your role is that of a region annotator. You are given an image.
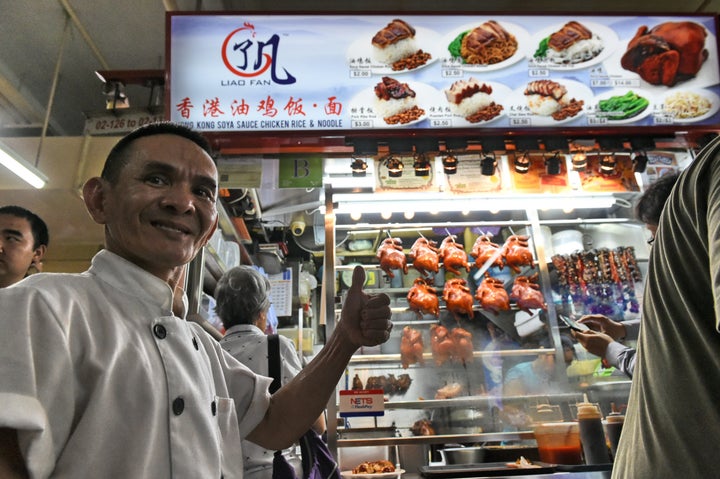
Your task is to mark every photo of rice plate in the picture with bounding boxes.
[531,21,619,69]
[346,20,443,74]
[348,79,442,128]
[444,78,512,125]
[508,79,594,126]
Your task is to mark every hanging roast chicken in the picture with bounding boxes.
[400,325,425,369]
[471,234,505,269]
[440,235,471,276]
[450,327,474,365]
[429,324,474,366]
[407,277,440,319]
[475,276,511,315]
[510,273,547,313]
[620,21,708,86]
[442,277,475,320]
[409,237,440,279]
[504,234,535,273]
[376,237,408,278]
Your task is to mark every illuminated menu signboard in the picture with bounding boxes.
[168,13,720,133]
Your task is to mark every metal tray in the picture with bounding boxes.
[419,462,555,478]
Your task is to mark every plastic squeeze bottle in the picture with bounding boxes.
[605,402,625,459]
[576,395,612,464]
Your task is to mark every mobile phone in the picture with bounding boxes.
[558,315,591,332]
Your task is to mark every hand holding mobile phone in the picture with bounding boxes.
[559,315,591,332]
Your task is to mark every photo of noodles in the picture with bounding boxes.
[663,90,718,121]
[448,20,518,65]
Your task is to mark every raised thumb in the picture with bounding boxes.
[348,265,366,295]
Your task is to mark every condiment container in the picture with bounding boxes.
[576,397,612,464]
[532,421,583,465]
[604,402,625,459]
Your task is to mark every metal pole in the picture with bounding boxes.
[35,15,71,167]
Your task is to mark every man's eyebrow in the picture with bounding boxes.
[1,228,23,238]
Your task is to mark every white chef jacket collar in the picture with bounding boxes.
[88,249,175,313]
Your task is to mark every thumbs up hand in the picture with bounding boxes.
[338,265,392,347]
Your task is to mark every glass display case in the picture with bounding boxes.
[323,188,645,471]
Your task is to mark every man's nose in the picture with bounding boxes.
[160,186,196,213]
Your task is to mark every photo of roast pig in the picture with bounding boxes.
[620,21,708,86]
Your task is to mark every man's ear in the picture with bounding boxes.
[82,177,108,225]
[32,244,47,268]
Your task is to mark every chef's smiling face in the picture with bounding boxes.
[85,134,218,282]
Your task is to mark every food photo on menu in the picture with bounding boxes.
[444,77,506,124]
[370,18,432,71]
[373,76,426,125]
[532,21,606,66]
[620,20,709,86]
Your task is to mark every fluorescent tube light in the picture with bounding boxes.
[0,142,47,189]
[333,192,616,215]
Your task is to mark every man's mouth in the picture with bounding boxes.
[151,221,192,235]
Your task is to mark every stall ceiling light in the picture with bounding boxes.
[0,142,47,189]
[333,193,617,215]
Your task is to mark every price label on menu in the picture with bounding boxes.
[352,119,374,128]
[654,115,675,125]
[590,79,613,87]
[511,117,532,127]
[442,68,463,78]
[431,118,453,127]
[587,117,608,125]
[349,69,371,79]
[529,68,549,77]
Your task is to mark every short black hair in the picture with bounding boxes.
[101,122,213,184]
[635,171,681,226]
[0,205,49,249]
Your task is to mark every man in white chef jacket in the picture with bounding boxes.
[0,122,392,478]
